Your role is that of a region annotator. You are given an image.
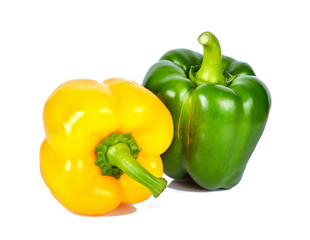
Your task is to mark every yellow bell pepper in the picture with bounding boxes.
[40,78,173,215]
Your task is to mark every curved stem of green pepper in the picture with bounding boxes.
[189,32,225,85]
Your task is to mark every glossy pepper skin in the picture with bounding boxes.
[40,78,173,215]
[143,32,271,190]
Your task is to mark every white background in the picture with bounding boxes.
[1,0,309,239]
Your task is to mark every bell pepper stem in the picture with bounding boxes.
[189,31,225,85]
[106,143,167,198]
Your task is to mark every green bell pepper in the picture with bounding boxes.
[143,31,271,190]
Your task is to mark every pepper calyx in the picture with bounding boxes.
[95,132,141,179]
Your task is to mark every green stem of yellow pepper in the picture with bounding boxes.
[106,143,167,198]
[95,133,167,198]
